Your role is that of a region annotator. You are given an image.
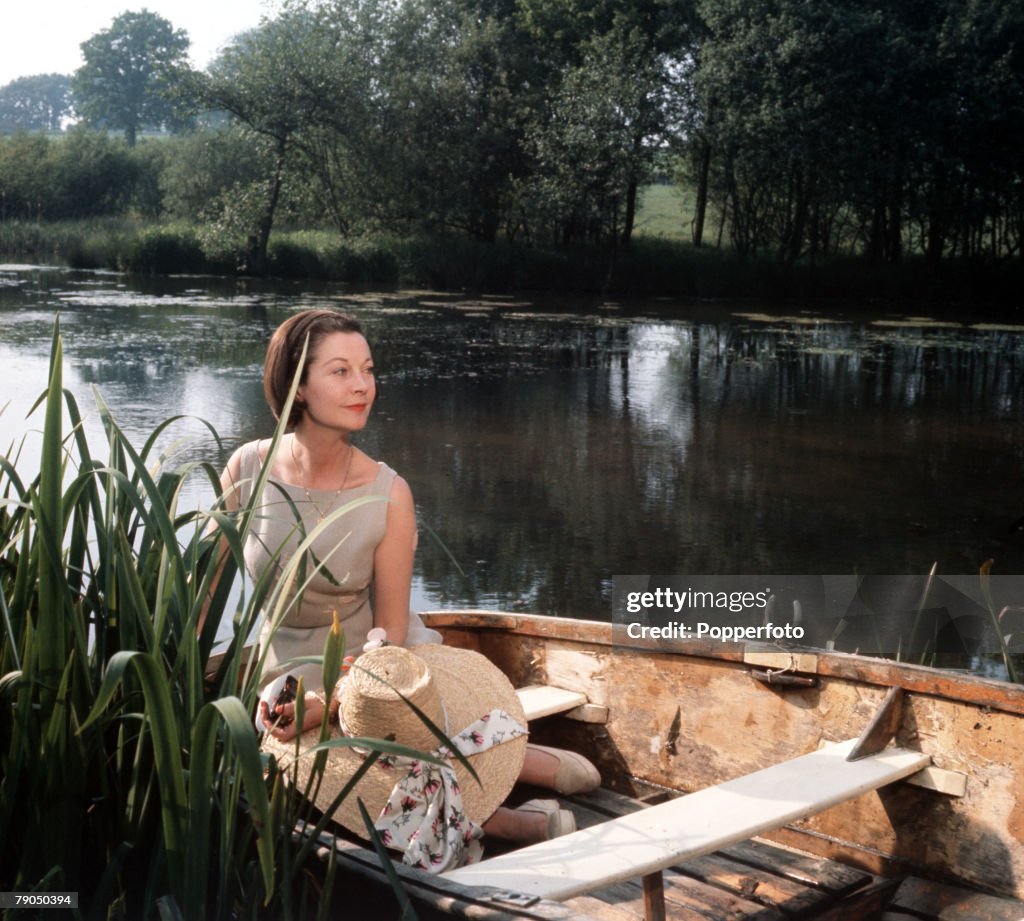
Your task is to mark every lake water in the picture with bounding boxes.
[2,264,1023,669]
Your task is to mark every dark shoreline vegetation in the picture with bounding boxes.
[3,217,1024,311]
[0,0,1021,315]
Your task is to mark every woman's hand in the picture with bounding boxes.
[259,692,326,741]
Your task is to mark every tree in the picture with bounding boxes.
[690,0,1024,267]
[515,0,697,245]
[50,128,138,217]
[195,15,325,272]
[520,23,668,245]
[0,74,73,133]
[158,128,269,220]
[911,0,1024,263]
[695,0,911,263]
[73,9,191,146]
[0,134,55,218]
[329,0,540,241]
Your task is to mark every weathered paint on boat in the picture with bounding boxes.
[419,610,1024,902]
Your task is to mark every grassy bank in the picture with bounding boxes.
[1,216,1022,307]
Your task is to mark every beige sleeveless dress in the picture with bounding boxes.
[235,441,437,690]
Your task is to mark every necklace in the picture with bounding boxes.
[290,437,355,523]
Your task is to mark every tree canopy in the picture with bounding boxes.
[183,0,1022,265]
[3,0,1022,273]
[0,74,73,133]
[73,9,191,146]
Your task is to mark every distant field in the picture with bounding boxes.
[634,183,692,240]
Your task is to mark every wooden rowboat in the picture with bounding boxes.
[302,611,1024,921]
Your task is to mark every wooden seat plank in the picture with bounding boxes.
[566,786,874,897]
[563,796,872,917]
[445,740,930,901]
[517,684,589,721]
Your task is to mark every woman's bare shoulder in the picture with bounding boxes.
[220,439,272,503]
[224,439,261,473]
[388,472,413,503]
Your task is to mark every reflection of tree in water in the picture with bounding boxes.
[373,314,1024,620]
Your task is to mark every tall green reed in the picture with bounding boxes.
[979,560,1021,684]
[0,322,369,918]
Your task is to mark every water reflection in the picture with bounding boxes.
[1,266,1023,656]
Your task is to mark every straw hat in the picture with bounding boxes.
[262,644,528,840]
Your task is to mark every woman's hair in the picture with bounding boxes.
[263,309,365,429]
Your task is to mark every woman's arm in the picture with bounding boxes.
[258,468,418,742]
[370,474,417,647]
[197,447,245,636]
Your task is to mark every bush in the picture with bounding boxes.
[0,130,168,221]
[317,239,400,284]
[0,133,56,219]
[129,139,170,217]
[49,129,140,218]
[118,224,207,274]
[65,226,124,269]
[267,232,401,284]
[268,235,327,277]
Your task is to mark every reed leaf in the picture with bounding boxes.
[34,320,67,715]
[979,560,1020,683]
[83,650,189,895]
[187,697,275,916]
[358,799,419,921]
[1,322,429,917]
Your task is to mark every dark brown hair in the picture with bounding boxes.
[263,309,365,429]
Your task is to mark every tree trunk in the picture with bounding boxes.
[475,186,500,243]
[692,139,711,247]
[621,179,638,245]
[247,139,287,275]
[886,199,903,262]
[926,216,945,265]
[785,174,809,267]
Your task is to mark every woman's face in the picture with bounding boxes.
[296,331,376,433]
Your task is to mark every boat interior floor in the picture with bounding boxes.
[495,783,1024,921]
[309,776,1024,921]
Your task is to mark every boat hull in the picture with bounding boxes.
[421,610,1024,901]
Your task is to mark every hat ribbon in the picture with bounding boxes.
[367,707,527,873]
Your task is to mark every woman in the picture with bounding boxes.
[218,309,597,843]
[214,310,423,720]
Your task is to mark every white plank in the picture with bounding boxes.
[517,685,589,721]
[446,739,930,901]
[743,650,819,673]
[564,703,609,724]
[904,765,968,797]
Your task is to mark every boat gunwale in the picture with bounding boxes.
[306,827,593,920]
[419,610,1024,717]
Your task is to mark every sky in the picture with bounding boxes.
[0,0,280,87]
